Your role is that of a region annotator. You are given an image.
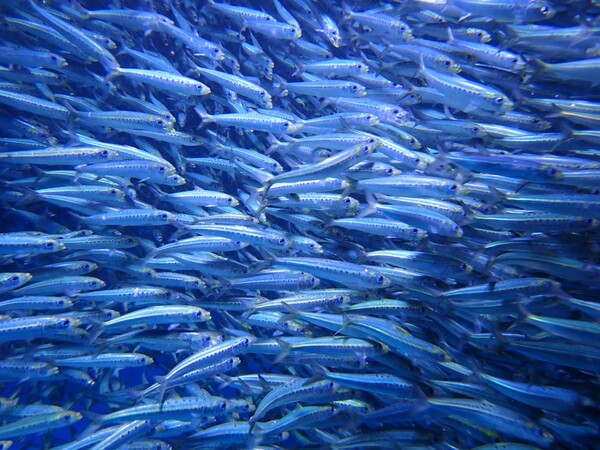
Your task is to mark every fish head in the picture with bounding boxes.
[157,14,175,29]
[150,116,173,131]
[91,148,119,161]
[356,62,369,73]
[154,210,176,224]
[350,83,366,96]
[438,56,460,74]
[281,120,300,134]
[292,26,302,39]
[465,28,491,43]
[163,174,186,186]
[193,308,211,322]
[485,93,513,113]
[53,317,81,330]
[260,90,273,108]
[340,196,360,213]
[261,64,274,80]
[152,162,176,177]
[61,411,83,425]
[136,355,154,366]
[530,2,556,21]
[38,239,65,253]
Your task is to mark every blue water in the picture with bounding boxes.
[0,1,599,449]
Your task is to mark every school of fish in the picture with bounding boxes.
[0,0,599,448]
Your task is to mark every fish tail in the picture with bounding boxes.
[529,58,549,78]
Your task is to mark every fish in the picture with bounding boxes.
[0,1,598,449]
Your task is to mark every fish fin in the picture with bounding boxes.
[357,192,379,218]
[290,58,304,78]
[81,410,104,428]
[446,26,456,44]
[239,297,258,321]
[336,312,354,336]
[529,58,549,78]
[12,187,40,208]
[194,104,210,129]
[272,338,292,365]
[462,103,478,113]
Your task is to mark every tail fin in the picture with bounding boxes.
[529,58,549,79]
[194,104,214,129]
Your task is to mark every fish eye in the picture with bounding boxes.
[386,168,394,175]
[260,91,265,96]
[412,228,420,234]
[309,277,316,285]
[51,55,57,61]
[190,136,198,142]
[399,26,406,31]
[242,337,250,346]
[459,263,468,271]
[471,127,479,134]
[351,85,358,91]
[281,321,289,328]
[476,32,483,37]
[283,121,291,128]
[376,275,385,284]
[195,311,205,319]
[213,48,220,53]
[219,401,227,411]
[63,414,72,421]
[59,319,70,328]
[160,213,169,220]
[409,138,416,145]
[278,238,287,245]
[444,60,451,67]
[495,97,504,104]
[44,241,54,249]
[158,166,166,172]
[540,5,549,14]
[101,150,109,157]
[11,276,19,282]
[392,109,400,114]
[327,381,335,389]
[156,119,164,125]
[343,197,351,205]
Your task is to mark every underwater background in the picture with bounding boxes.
[0,0,599,448]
